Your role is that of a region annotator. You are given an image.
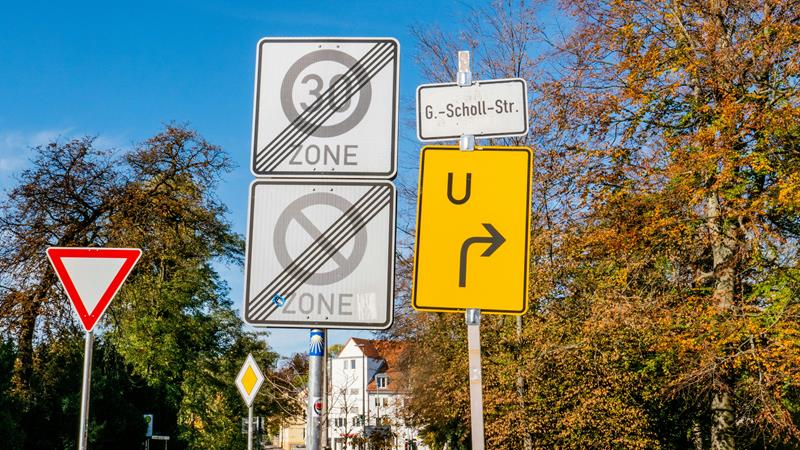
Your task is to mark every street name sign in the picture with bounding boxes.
[412,146,532,314]
[236,354,265,407]
[416,78,528,141]
[244,180,395,329]
[46,247,142,332]
[252,38,399,178]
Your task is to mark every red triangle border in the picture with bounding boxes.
[46,247,142,332]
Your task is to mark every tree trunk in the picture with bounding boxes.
[691,419,704,450]
[12,291,39,404]
[706,192,737,450]
[711,391,735,450]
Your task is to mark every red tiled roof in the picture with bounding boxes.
[350,337,382,359]
[365,340,408,393]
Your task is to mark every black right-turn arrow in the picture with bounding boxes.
[459,223,505,287]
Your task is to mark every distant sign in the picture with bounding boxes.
[46,247,142,332]
[252,38,399,178]
[244,180,395,329]
[416,78,528,141]
[236,354,265,407]
[143,414,154,437]
[412,146,532,314]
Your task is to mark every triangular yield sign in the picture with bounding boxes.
[47,247,142,332]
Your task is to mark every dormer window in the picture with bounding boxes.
[376,375,389,389]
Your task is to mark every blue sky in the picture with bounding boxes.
[0,0,485,357]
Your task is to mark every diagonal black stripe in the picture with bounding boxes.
[248,189,390,320]
[262,189,390,303]
[259,47,396,171]
[248,186,382,314]
[255,42,390,169]
[250,190,391,321]
[256,44,394,172]
[260,47,396,172]
[251,193,391,321]
[247,186,385,317]
[255,42,392,170]
[248,187,390,319]
[255,43,396,172]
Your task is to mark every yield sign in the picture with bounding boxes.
[236,354,265,407]
[46,247,142,332]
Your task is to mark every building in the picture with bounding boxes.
[273,415,306,450]
[327,338,427,450]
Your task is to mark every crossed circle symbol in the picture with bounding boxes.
[280,49,372,138]
[273,192,368,286]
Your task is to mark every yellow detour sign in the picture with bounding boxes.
[236,354,265,407]
[412,146,532,314]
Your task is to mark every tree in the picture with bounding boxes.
[0,125,292,449]
[402,0,800,449]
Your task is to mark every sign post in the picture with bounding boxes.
[246,37,400,450]
[307,329,324,450]
[413,51,532,450]
[78,330,94,450]
[457,51,485,450]
[46,247,142,450]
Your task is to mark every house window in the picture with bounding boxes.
[334,417,345,427]
[383,397,389,407]
[350,359,356,369]
[376,375,389,389]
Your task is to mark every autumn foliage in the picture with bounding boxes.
[397,1,800,448]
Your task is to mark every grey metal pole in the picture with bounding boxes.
[307,329,324,450]
[78,330,94,450]
[465,309,485,450]
[321,329,329,449]
[247,404,253,450]
[457,50,484,449]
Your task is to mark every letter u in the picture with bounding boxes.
[447,172,472,205]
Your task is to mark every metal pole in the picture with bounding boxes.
[247,404,253,450]
[458,50,484,449]
[321,329,329,449]
[465,309,485,449]
[78,330,94,450]
[307,329,324,450]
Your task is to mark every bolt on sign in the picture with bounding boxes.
[244,180,395,329]
[412,146,533,314]
[236,354,265,407]
[252,38,399,178]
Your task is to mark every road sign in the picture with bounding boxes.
[416,78,528,141]
[244,180,395,329]
[252,38,399,178]
[236,354,265,407]
[143,414,154,437]
[46,247,142,332]
[412,146,532,314]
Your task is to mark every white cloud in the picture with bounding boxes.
[0,128,130,178]
[0,128,73,174]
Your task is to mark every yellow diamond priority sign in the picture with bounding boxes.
[236,354,265,407]
[412,146,532,314]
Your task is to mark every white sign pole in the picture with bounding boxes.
[247,404,253,450]
[458,50,486,450]
[78,330,94,450]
